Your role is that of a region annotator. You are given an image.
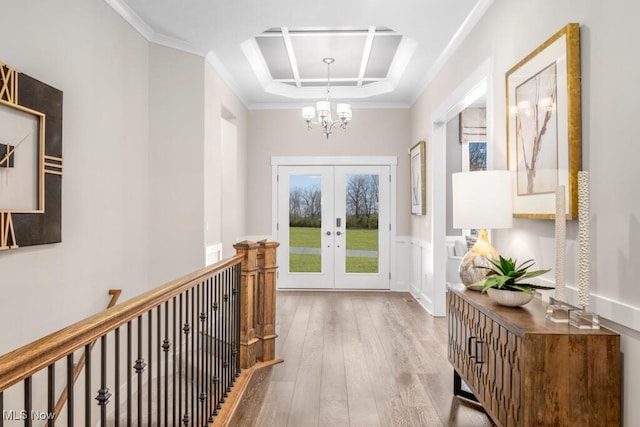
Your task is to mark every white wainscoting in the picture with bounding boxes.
[395,236,446,316]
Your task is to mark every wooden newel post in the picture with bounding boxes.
[234,241,259,369]
[257,240,279,362]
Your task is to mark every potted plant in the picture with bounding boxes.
[470,255,553,306]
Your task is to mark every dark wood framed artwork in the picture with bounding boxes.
[0,61,63,249]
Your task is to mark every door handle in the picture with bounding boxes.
[336,231,342,236]
[326,231,332,236]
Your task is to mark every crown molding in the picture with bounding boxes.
[410,0,495,106]
[105,0,247,106]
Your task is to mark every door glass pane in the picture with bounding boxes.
[289,175,322,272]
[345,174,379,273]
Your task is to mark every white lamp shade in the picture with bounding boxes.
[316,101,330,118]
[336,103,352,120]
[452,170,513,229]
[302,106,315,120]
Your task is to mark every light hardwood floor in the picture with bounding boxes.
[230,291,494,427]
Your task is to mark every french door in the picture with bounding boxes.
[277,164,390,289]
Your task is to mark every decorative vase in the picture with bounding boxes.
[487,288,534,307]
[459,230,499,291]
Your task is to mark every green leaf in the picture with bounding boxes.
[515,258,535,271]
[519,269,551,280]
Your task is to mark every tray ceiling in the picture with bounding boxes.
[105,0,493,108]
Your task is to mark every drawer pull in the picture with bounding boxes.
[476,340,484,364]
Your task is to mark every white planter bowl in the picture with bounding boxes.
[487,288,534,307]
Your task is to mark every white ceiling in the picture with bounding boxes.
[105,0,493,109]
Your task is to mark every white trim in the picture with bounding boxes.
[536,278,640,333]
[249,102,411,110]
[357,27,377,87]
[430,57,493,317]
[411,0,495,105]
[271,156,397,166]
[204,52,247,106]
[103,0,154,39]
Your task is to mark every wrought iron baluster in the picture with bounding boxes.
[206,277,214,424]
[47,364,55,427]
[182,289,191,426]
[115,327,121,427]
[172,297,178,426]
[127,321,132,427]
[96,335,111,426]
[147,311,153,424]
[228,268,233,395]
[197,282,203,425]
[214,273,221,414]
[135,316,145,427]
[190,287,196,426]
[157,305,162,426]
[178,293,183,425]
[24,376,32,427]
[85,343,91,426]
[67,354,74,427]
[163,301,171,427]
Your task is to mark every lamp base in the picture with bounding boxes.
[459,230,499,290]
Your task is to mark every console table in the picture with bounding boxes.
[447,284,621,426]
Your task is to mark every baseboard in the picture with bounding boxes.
[211,358,283,426]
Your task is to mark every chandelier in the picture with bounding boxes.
[302,58,352,139]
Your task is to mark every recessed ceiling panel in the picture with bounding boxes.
[366,35,403,79]
[291,35,366,80]
[255,37,293,79]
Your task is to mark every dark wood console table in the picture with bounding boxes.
[447,284,621,426]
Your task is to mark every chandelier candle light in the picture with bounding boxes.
[302,58,352,138]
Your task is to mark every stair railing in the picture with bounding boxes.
[0,240,278,426]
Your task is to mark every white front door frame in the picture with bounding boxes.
[271,156,398,290]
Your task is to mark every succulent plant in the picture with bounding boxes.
[471,255,553,294]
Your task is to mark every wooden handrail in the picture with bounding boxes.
[0,254,244,393]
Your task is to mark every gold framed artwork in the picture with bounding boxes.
[410,140,426,215]
[506,23,581,219]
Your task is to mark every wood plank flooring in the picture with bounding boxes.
[229,291,494,427]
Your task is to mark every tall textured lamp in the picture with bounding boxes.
[452,170,513,289]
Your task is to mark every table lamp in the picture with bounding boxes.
[452,170,513,289]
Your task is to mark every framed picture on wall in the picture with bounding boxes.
[410,140,426,215]
[506,23,581,219]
